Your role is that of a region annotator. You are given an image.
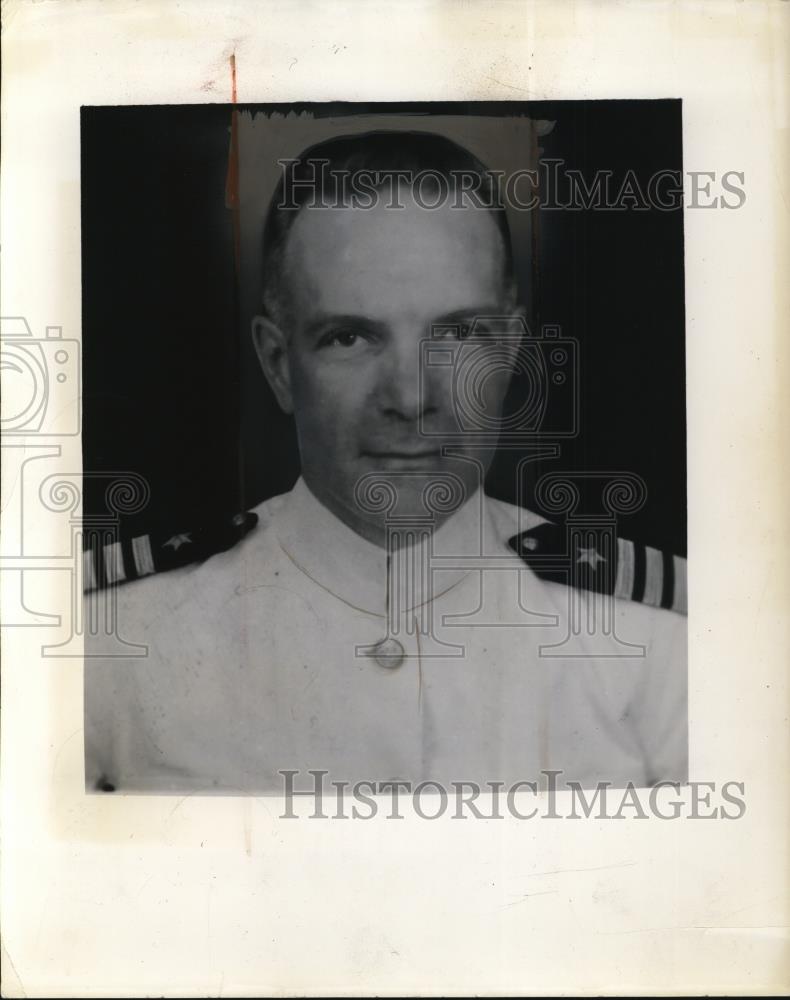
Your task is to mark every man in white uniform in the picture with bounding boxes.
[85,131,687,793]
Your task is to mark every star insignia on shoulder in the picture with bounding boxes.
[163,533,192,551]
[507,521,687,616]
[576,545,606,570]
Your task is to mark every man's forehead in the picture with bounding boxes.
[281,194,508,321]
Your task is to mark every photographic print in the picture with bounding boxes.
[81,101,689,796]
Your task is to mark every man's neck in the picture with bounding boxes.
[300,476,463,549]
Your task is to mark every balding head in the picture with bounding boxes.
[259,130,516,330]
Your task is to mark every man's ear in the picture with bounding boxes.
[252,314,294,415]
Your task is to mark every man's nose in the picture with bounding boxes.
[377,337,435,421]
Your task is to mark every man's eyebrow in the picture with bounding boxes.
[431,305,511,326]
[302,313,388,339]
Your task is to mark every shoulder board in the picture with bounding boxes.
[83,511,258,592]
[508,521,687,616]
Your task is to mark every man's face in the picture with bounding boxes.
[256,186,520,543]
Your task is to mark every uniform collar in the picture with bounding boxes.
[273,476,502,617]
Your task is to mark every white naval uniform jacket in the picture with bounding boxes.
[84,478,688,793]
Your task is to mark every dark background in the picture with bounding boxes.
[81,101,686,555]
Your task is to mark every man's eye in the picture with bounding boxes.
[321,329,362,349]
[433,323,473,341]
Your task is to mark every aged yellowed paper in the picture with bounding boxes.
[2,0,788,995]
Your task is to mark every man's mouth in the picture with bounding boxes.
[362,448,442,465]
[364,449,440,458]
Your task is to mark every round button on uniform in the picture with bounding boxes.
[372,636,405,669]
